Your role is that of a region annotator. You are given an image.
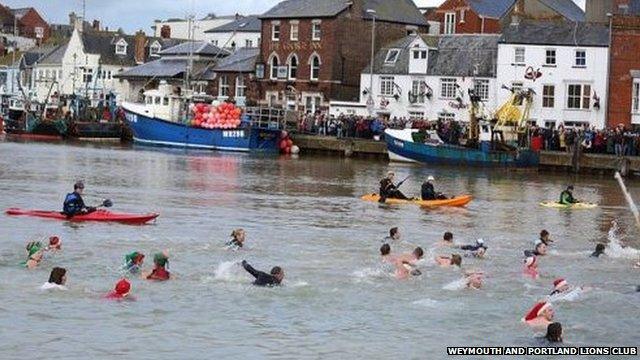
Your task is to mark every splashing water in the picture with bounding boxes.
[606,221,640,259]
[213,260,246,282]
[443,277,467,291]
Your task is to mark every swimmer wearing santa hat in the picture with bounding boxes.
[105,278,133,301]
[522,301,554,329]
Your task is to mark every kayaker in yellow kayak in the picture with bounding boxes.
[421,176,447,200]
[379,172,411,202]
[559,185,579,205]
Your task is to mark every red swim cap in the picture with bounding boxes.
[115,279,131,295]
[49,236,60,246]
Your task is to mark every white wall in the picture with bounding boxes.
[496,43,609,129]
[153,18,235,40]
[203,31,261,49]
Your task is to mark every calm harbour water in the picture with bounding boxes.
[0,140,639,360]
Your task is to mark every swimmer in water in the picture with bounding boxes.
[591,243,605,258]
[123,251,145,274]
[522,301,554,329]
[460,239,487,258]
[545,322,563,343]
[549,278,590,298]
[105,278,132,300]
[226,229,246,250]
[393,247,424,279]
[241,260,284,286]
[435,254,462,268]
[465,271,484,289]
[41,267,68,291]
[383,227,400,243]
[143,252,170,281]
[437,232,455,247]
[533,241,547,256]
[46,236,62,252]
[523,255,539,279]
[24,241,44,269]
[539,230,553,247]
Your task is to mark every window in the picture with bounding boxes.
[444,12,455,34]
[545,49,556,66]
[288,54,298,80]
[150,42,161,56]
[438,111,455,122]
[474,79,489,101]
[312,21,321,41]
[633,81,640,113]
[514,47,525,64]
[269,54,279,80]
[107,70,112,79]
[409,111,425,119]
[542,85,555,108]
[310,54,320,81]
[290,22,299,41]
[219,75,229,97]
[544,121,556,129]
[385,49,400,64]
[440,78,457,99]
[271,22,280,41]
[212,40,219,46]
[245,39,253,48]
[115,39,127,55]
[236,76,246,98]
[567,84,591,110]
[154,97,161,105]
[412,50,427,59]
[380,76,394,96]
[162,97,169,105]
[411,79,426,103]
[145,96,152,105]
[575,50,586,67]
[82,68,93,83]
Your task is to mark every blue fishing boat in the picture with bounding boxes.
[122,83,281,152]
[385,128,539,167]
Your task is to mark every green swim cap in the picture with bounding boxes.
[153,252,168,267]
[26,241,43,257]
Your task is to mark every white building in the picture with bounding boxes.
[496,21,610,129]
[152,14,237,40]
[332,33,501,123]
[202,15,261,49]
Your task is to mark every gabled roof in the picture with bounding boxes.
[159,41,230,57]
[204,15,261,33]
[468,0,515,19]
[114,58,188,79]
[500,20,609,47]
[538,0,585,22]
[260,0,428,26]
[213,47,259,72]
[10,7,31,20]
[81,31,137,66]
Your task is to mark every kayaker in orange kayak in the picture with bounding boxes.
[63,181,95,217]
[379,172,410,201]
[421,176,447,200]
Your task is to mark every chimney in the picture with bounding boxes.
[160,25,171,39]
[235,13,241,20]
[92,19,100,31]
[586,0,615,23]
[69,12,77,26]
[349,0,364,20]
[134,30,147,64]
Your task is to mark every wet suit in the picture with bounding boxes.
[63,191,94,216]
[379,178,409,200]
[559,190,578,205]
[242,260,281,286]
[226,239,243,250]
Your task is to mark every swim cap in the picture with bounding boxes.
[523,301,551,321]
[553,278,567,291]
[114,279,131,296]
[49,236,61,248]
[125,251,144,264]
[476,238,484,245]
[153,252,168,267]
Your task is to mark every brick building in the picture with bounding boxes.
[608,0,640,128]
[209,48,260,107]
[429,0,585,35]
[256,0,428,113]
[10,7,50,43]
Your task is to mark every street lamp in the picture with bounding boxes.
[366,9,377,116]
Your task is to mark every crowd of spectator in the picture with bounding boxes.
[297,113,410,139]
[528,124,640,157]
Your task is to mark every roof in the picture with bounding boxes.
[80,31,184,66]
[500,21,609,47]
[159,41,230,57]
[213,47,259,72]
[260,0,428,26]
[363,34,499,78]
[114,58,188,78]
[538,0,585,22]
[10,7,31,20]
[468,0,515,19]
[35,43,68,66]
[204,15,261,33]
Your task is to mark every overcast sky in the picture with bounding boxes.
[3,0,586,34]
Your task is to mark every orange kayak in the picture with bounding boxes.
[360,194,472,207]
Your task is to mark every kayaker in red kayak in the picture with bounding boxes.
[63,181,95,217]
[105,278,133,300]
[143,252,170,281]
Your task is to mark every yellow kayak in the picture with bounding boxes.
[540,202,597,209]
[361,194,473,207]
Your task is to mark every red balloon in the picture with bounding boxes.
[279,140,287,150]
[286,139,293,147]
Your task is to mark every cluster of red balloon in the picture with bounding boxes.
[189,102,243,129]
[279,131,299,155]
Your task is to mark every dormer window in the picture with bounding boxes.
[385,49,400,64]
[413,50,427,59]
[150,41,162,57]
[115,39,128,55]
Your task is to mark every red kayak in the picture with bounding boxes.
[5,208,159,224]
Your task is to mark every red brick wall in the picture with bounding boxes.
[608,15,640,127]
[433,0,502,34]
[17,8,50,42]
[209,73,259,104]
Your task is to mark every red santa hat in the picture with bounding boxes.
[553,278,567,291]
[114,279,131,296]
[523,301,551,322]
